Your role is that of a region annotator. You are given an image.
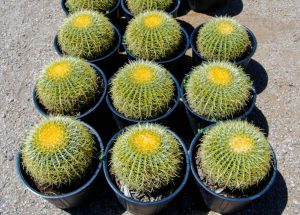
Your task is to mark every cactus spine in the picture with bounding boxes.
[196,17,251,61]
[110,60,175,119]
[110,123,183,193]
[66,0,117,13]
[36,57,100,115]
[22,117,97,187]
[126,0,173,15]
[185,61,252,120]
[197,120,272,190]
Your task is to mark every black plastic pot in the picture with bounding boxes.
[61,0,121,23]
[123,27,190,82]
[33,64,117,143]
[103,126,190,215]
[16,122,104,209]
[106,72,180,131]
[189,129,277,214]
[54,26,121,78]
[190,24,257,69]
[187,0,227,12]
[180,77,257,134]
[121,0,181,22]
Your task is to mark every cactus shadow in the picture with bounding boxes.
[204,0,243,17]
[245,60,269,95]
[230,171,288,215]
[246,106,269,137]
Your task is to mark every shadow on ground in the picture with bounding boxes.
[205,0,243,17]
[246,60,269,95]
[246,106,269,137]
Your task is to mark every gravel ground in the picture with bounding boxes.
[0,0,299,214]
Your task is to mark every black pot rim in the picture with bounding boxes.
[61,0,121,16]
[180,75,257,123]
[190,23,257,65]
[32,63,108,120]
[121,0,181,18]
[54,25,121,64]
[16,122,104,199]
[123,27,190,65]
[105,71,180,123]
[189,126,277,202]
[103,125,190,206]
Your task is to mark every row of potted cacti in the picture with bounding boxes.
[16,0,277,214]
[17,117,276,214]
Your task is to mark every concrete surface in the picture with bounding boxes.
[0,0,299,214]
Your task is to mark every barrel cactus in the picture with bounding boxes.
[110,123,183,193]
[126,0,173,15]
[58,10,115,59]
[197,120,272,190]
[196,17,251,61]
[22,116,97,187]
[36,57,100,116]
[185,61,252,120]
[110,60,175,119]
[66,0,117,13]
[124,11,182,60]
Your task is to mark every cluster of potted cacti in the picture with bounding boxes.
[16,0,277,214]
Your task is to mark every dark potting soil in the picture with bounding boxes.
[195,154,274,198]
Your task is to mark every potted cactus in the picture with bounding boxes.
[54,10,121,76]
[123,11,189,78]
[181,61,256,134]
[16,116,104,209]
[106,60,180,130]
[189,120,277,214]
[190,17,257,68]
[187,0,226,12]
[61,0,121,22]
[103,123,190,214]
[121,0,181,21]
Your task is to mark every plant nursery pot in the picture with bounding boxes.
[16,122,104,209]
[189,129,277,214]
[121,0,181,22]
[123,27,190,82]
[54,25,121,78]
[61,0,121,23]
[187,0,227,12]
[103,126,190,215]
[32,63,117,143]
[190,24,257,69]
[106,72,180,131]
[180,78,257,134]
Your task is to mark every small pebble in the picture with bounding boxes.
[8,154,14,161]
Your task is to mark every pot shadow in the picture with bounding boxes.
[230,172,288,215]
[177,0,191,17]
[245,60,269,95]
[178,19,195,38]
[246,106,269,137]
[204,0,243,17]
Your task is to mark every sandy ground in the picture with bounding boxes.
[0,0,300,214]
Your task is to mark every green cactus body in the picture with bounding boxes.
[196,17,251,61]
[22,117,97,187]
[36,57,100,115]
[126,0,173,15]
[66,0,117,13]
[124,11,182,61]
[58,10,115,59]
[110,60,175,120]
[185,61,252,120]
[197,120,272,190]
[110,123,183,193]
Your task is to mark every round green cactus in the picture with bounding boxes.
[196,17,251,61]
[22,116,97,187]
[197,120,272,190]
[124,11,182,61]
[66,0,117,13]
[110,60,175,119]
[185,61,252,120]
[36,57,100,115]
[126,0,173,15]
[58,10,115,59]
[110,123,183,193]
